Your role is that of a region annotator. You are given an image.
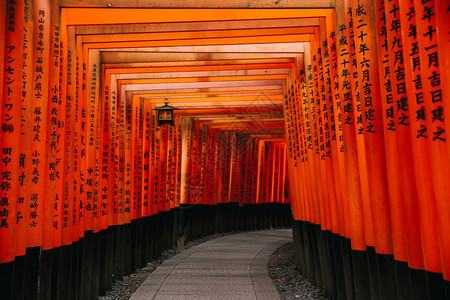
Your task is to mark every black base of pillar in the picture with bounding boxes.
[1,203,293,300]
[291,220,449,300]
[58,245,73,300]
[39,249,53,300]
[12,254,25,300]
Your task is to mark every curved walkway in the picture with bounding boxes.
[130,229,292,300]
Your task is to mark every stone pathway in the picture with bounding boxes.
[130,229,292,300]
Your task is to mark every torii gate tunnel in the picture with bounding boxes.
[0,0,449,299]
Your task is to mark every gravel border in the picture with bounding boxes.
[269,242,327,300]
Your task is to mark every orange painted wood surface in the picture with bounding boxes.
[0,0,24,263]
[374,0,407,261]
[16,0,33,257]
[413,0,450,279]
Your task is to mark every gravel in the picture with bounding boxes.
[99,232,326,300]
[269,242,327,300]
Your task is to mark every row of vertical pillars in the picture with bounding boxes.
[0,203,292,300]
[292,221,450,300]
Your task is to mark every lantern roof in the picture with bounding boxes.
[153,99,179,111]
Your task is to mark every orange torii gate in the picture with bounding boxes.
[0,2,449,300]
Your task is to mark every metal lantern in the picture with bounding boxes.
[153,98,179,126]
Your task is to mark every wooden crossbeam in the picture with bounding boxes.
[60,0,334,8]
[75,18,320,35]
[62,8,334,26]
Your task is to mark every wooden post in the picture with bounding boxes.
[180,117,192,205]
[334,0,366,250]
[16,0,34,258]
[141,100,151,217]
[373,0,407,262]
[124,91,133,223]
[413,0,450,279]
[24,0,50,253]
[398,0,441,274]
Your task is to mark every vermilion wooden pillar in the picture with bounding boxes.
[147,108,156,216]
[180,117,192,205]
[100,67,113,228]
[0,0,24,264]
[76,36,87,237]
[327,24,349,238]
[351,0,393,255]
[131,94,140,219]
[62,25,76,244]
[334,0,366,250]
[373,0,407,262]
[29,0,50,250]
[413,0,450,280]
[71,31,82,242]
[319,22,340,234]
[0,1,5,121]
[286,79,303,219]
[141,100,150,217]
[311,31,332,232]
[83,49,101,234]
[16,0,33,258]
[159,121,168,210]
[303,43,321,227]
[45,0,64,249]
[298,70,313,223]
[123,91,132,223]
[384,0,423,270]
[346,0,375,249]
[398,0,441,275]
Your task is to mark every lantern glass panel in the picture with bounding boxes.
[159,110,172,121]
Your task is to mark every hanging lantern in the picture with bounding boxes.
[153,98,179,126]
